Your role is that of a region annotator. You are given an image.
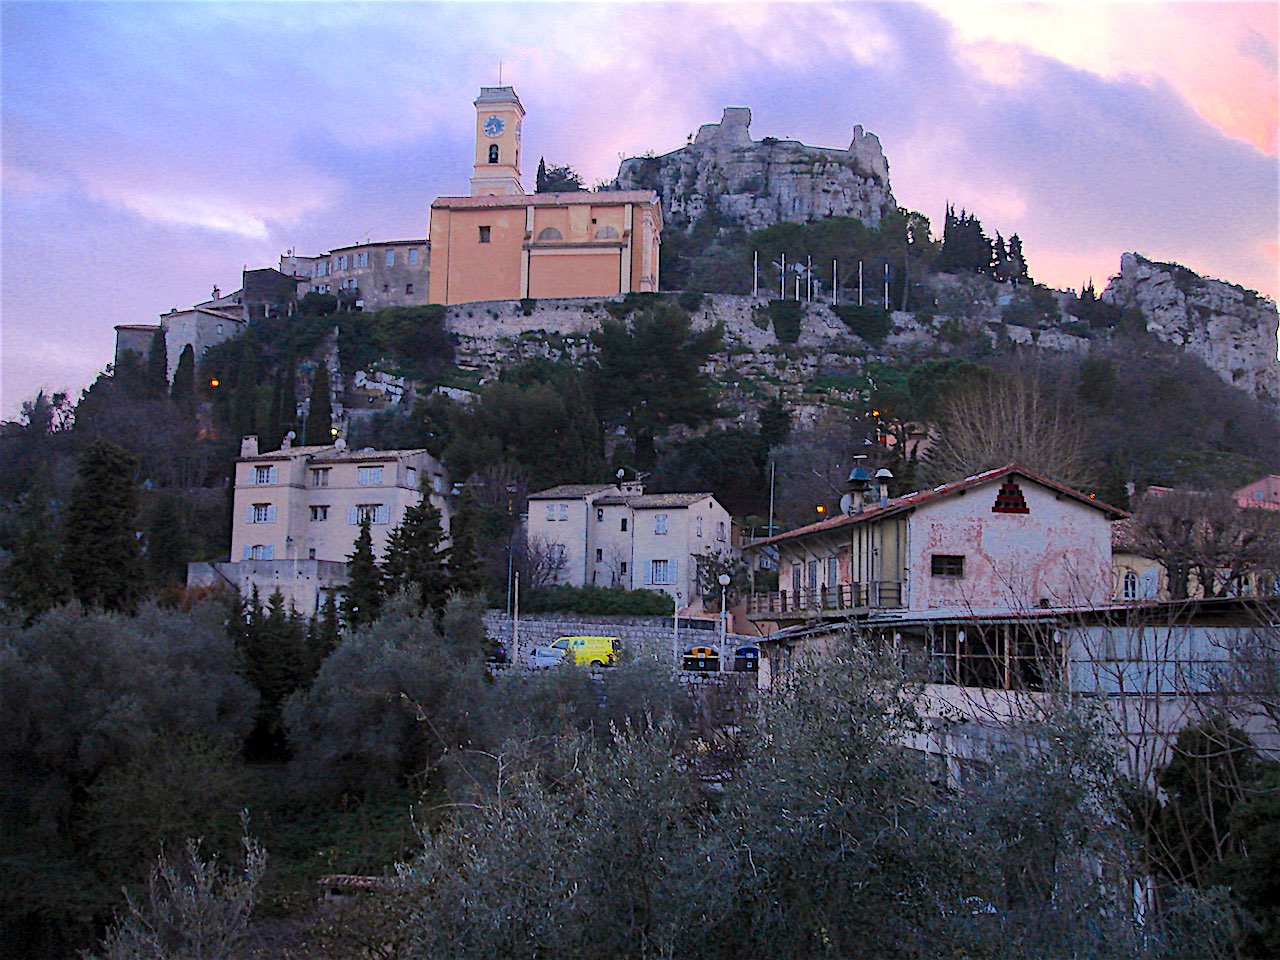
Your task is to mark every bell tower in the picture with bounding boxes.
[470,86,525,197]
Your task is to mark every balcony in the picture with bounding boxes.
[746,581,904,619]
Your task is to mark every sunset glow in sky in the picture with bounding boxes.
[2,1,1277,416]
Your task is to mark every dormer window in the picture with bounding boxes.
[488,144,499,164]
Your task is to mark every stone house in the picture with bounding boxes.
[281,239,431,312]
[525,481,735,611]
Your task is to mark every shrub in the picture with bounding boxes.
[676,291,705,313]
[518,584,674,616]
[519,298,537,316]
[832,304,892,345]
[768,299,804,344]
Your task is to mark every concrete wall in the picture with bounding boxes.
[482,609,736,665]
[187,559,348,618]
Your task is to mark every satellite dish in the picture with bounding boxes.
[616,468,625,480]
[286,430,296,441]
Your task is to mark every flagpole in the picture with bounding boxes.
[858,260,863,307]
[780,253,786,299]
[753,251,758,298]
[832,260,838,305]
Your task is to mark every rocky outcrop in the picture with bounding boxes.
[613,107,896,234]
[1102,252,1280,403]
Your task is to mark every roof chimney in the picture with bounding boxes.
[875,468,894,506]
[240,435,259,458]
[842,466,871,515]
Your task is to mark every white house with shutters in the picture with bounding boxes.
[525,481,736,610]
[188,436,451,614]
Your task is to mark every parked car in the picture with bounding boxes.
[486,640,509,664]
[530,636,618,668]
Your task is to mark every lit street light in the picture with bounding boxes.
[718,572,731,670]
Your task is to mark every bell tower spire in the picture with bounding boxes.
[470,86,525,197]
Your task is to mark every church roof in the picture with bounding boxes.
[432,190,660,210]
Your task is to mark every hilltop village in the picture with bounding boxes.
[5,85,1280,958]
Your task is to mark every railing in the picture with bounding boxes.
[746,581,904,616]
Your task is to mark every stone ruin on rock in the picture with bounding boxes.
[613,107,897,234]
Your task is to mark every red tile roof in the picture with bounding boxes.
[749,464,1127,549]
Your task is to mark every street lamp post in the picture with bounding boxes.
[718,572,731,671]
[672,590,682,666]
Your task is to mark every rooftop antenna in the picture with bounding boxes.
[498,61,503,84]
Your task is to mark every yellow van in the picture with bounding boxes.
[550,636,618,667]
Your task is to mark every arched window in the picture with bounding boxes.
[1122,570,1138,601]
[537,227,563,241]
[488,144,499,164]
[594,225,620,240]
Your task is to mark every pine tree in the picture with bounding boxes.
[231,339,259,440]
[170,343,196,410]
[1007,234,1029,284]
[144,328,169,398]
[237,588,310,759]
[304,363,333,446]
[342,517,384,627]
[62,440,146,612]
[383,497,449,613]
[0,481,69,623]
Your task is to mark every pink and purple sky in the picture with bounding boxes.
[2,1,1277,418]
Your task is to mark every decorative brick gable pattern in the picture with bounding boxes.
[992,480,1030,514]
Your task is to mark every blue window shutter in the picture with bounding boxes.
[266,504,276,523]
[264,544,274,560]
[644,561,653,585]
[245,505,254,524]
[242,545,252,560]
[671,559,677,585]
[269,466,278,484]
[348,506,358,525]
[377,504,389,524]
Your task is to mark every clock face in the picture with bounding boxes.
[483,115,505,138]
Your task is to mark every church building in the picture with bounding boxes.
[428,86,663,305]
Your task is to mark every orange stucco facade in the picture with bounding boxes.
[428,85,662,306]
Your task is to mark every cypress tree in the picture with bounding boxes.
[170,343,196,410]
[342,517,383,627]
[62,440,146,612]
[383,497,449,613]
[144,328,168,398]
[0,480,69,623]
[307,593,342,677]
[264,371,283,452]
[145,493,190,588]
[232,339,259,439]
[446,493,485,598]
[304,363,333,446]
[281,335,299,442]
[536,156,547,193]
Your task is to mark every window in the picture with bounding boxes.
[216,323,224,334]
[350,504,390,525]
[716,521,726,541]
[432,474,444,493]
[546,504,556,521]
[551,543,566,564]
[383,284,389,293]
[594,226,620,240]
[597,508,604,522]
[537,227,563,241]
[931,555,965,578]
[308,548,316,560]
[649,559,672,584]
[621,517,628,532]
[408,248,418,265]
[1122,570,1139,601]
[696,516,704,537]
[338,255,348,270]
[311,468,330,487]
[358,466,384,486]
[827,557,839,586]
[310,505,329,522]
[406,467,417,489]
[479,225,491,243]
[620,561,627,575]
[596,549,603,562]
[488,144,499,163]
[249,503,276,524]
[558,504,568,521]
[244,544,273,560]
[357,252,368,267]
[385,250,395,266]
[253,465,277,485]
[405,283,414,295]
[655,514,668,535]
